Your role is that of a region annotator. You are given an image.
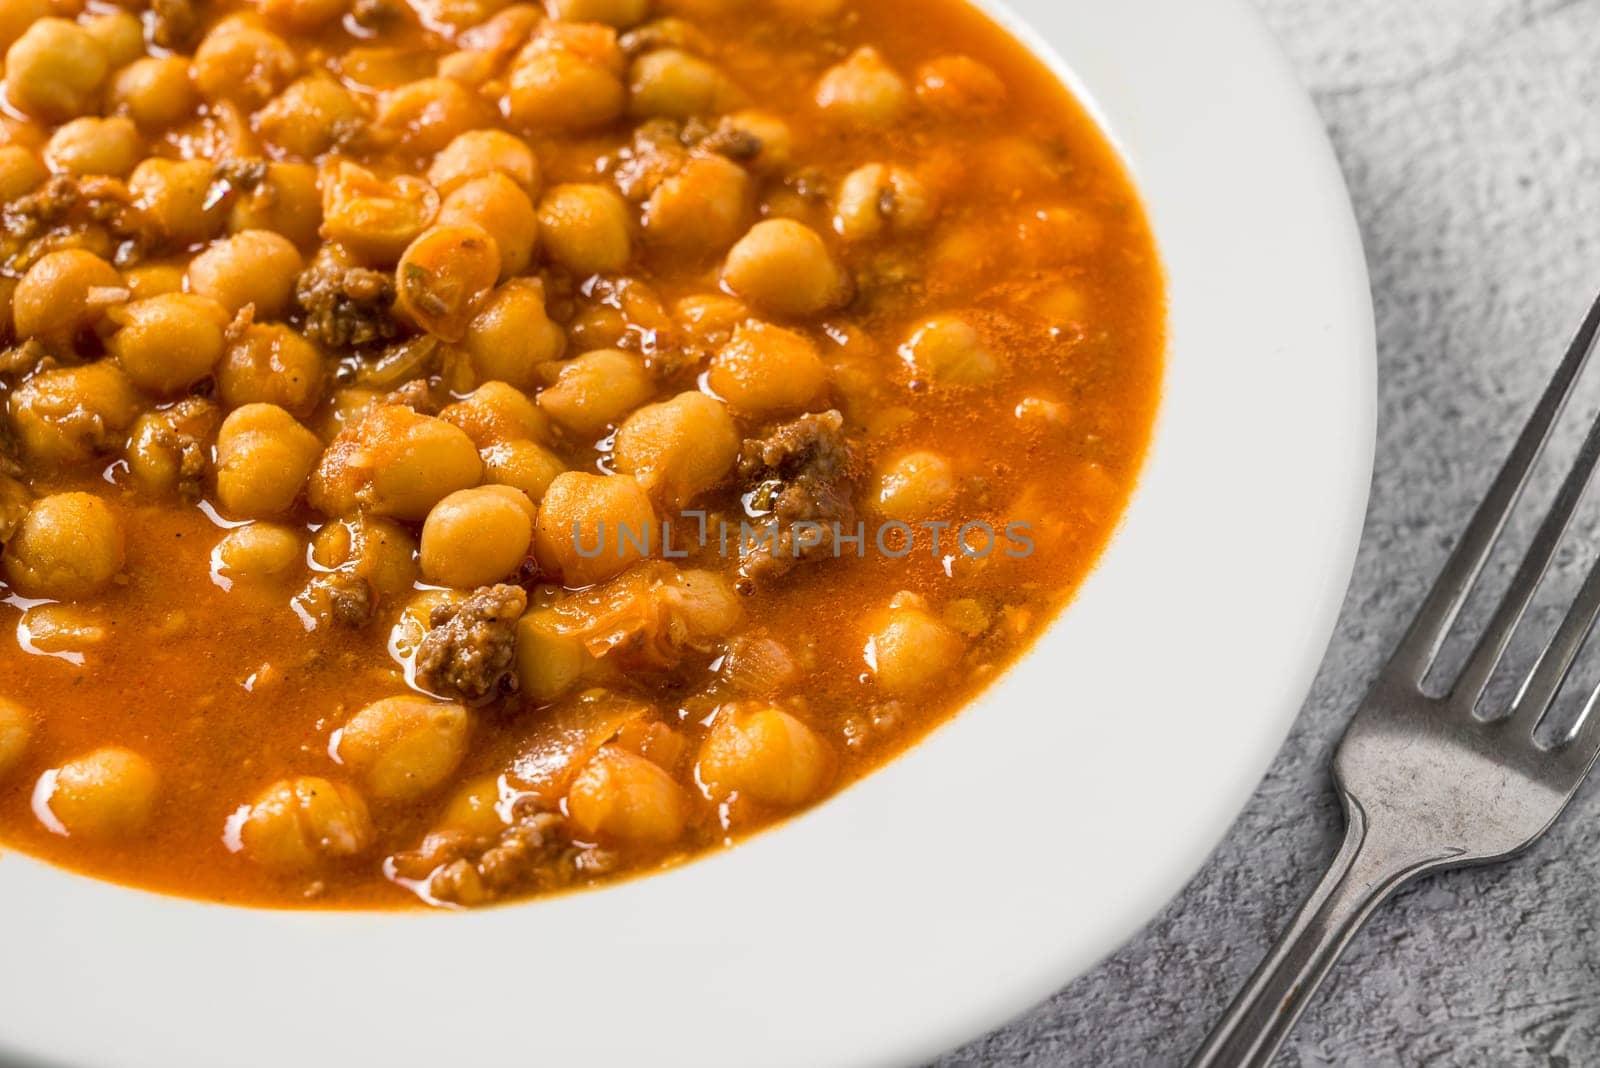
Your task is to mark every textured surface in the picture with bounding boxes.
[936,1,1600,1065]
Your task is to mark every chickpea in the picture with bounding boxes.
[192,17,298,107]
[408,0,504,36]
[8,362,140,463]
[20,602,107,655]
[214,404,323,518]
[505,48,625,131]
[628,48,744,119]
[439,774,506,836]
[1016,204,1103,267]
[673,292,748,347]
[235,776,373,871]
[311,404,484,520]
[217,323,326,417]
[0,144,44,200]
[311,513,419,599]
[708,321,826,415]
[865,592,964,696]
[872,450,955,521]
[566,745,688,844]
[5,19,108,122]
[81,11,144,68]
[42,116,141,178]
[121,262,187,300]
[697,702,830,807]
[375,77,493,155]
[0,0,48,54]
[108,293,230,395]
[256,75,364,159]
[898,313,997,386]
[533,470,655,586]
[1032,283,1091,328]
[537,183,632,275]
[1014,394,1070,431]
[254,0,348,31]
[394,223,501,342]
[642,154,751,256]
[317,386,384,442]
[13,249,125,352]
[319,162,440,265]
[336,696,470,802]
[187,230,304,319]
[457,2,542,52]
[439,48,497,87]
[465,278,566,389]
[722,219,848,319]
[228,162,322,248]
[125,398,220,495]
[2,493,124,599]
[833,163,936,242]
[130,159,227,245]
[390,589,464,659]
[915,55,1007,115]
[440,381,550,447]
[661,566,742,641]
[429,129,540,196]
[815,47,907,128]
[613,391,738,508]
[973,136,1061,201]
[536,348,654,437]
[482,439,566,502]
[715,109,791,175]
[107,57,198,134]
[0,696,29,781]
[547,0,648,26]
[420,484,535,587]
[39,747,159,839]
[214,523,303,581]
[437,173,538,280]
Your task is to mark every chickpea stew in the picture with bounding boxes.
[0,0,1162,908]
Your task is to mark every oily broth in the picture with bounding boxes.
[0,0,1161,907]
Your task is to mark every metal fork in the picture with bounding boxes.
[1189,291,1600,1068]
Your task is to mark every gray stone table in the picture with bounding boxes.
[938,0,1600,1064]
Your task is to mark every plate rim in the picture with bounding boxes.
[0,0,1376,1065]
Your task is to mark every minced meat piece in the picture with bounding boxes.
[4,175,79,240]
[391,805,609,906]
[612,117,763,203]
[735,409,856,593]
[3,175,159,268]
[414,583,527,700]
[324,572,377,627]
[295,249,402,350]
[292,571,376,629]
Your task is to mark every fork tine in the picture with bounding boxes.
[1386,290,1600,686]
[1452,406,1600,708]
[1505,542,1600,734]
[1559,684,1600,771]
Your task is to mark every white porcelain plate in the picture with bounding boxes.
[0,0,1374,1065]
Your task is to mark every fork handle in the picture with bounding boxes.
[1188,798,1447,1067]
